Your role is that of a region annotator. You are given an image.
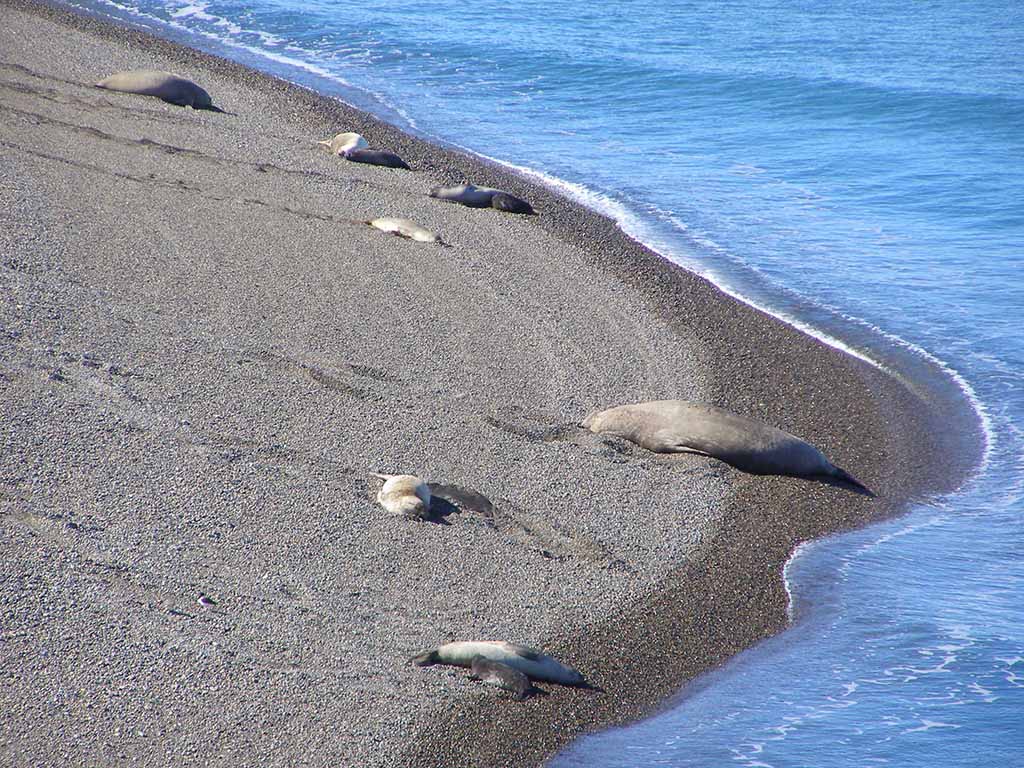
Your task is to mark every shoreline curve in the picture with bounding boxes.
[0,1,985,766]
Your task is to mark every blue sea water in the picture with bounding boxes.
[59,0,1024,763]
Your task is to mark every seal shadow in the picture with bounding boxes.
[422,495,458,526]
[809,473,877,497]
[425,483,495,525]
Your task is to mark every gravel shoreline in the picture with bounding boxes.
[0,1,980,765]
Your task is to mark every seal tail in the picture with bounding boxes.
[832,466,874,497]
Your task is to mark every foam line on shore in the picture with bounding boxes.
[0,2,982,765]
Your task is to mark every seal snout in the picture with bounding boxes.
[410,650,438,666]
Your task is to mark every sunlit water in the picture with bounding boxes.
[59,0,1024,762]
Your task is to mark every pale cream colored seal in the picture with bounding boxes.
[367,217,445,244]
[317,132,369,155]
[95,70,220,111]
[371,473,431,519]
[411,640,585,686]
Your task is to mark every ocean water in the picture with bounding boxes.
[59,0,1024,763]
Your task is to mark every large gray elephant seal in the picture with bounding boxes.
[343,148,411,170]
[371,473,431,519]
[583,400,870,492]
[429,184,497,208]
[367,217,445,245]
[469,657,533,700]
[411,640,585,686]
[95,70,222,111]
[429,184,536,214]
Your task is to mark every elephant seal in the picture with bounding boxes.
[429,184,498,208]
[583,400,870,492]
[490,191,536,215]
[429,184,535,214]
[318,132,369,155]
[371,473,431,519]
[343,148,411,170]
[367,217,445,245]
[411,640,585,686]
[95,70,222,111]
[469,657,533,700]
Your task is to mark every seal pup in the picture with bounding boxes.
[367,217,446,245]
[371,473,431,519]
[342,148,411,170]
[411,640,585,686]
[469,657,533,700]
[317,131,369,155]
[95,70,222,111]
[583,400,871,493]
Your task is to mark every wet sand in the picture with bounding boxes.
[0,1,973,765]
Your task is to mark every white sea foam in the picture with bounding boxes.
[782,540,813,622]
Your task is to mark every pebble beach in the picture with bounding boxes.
[0,1,968,765]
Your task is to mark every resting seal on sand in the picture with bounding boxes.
[371,473,431,519]
[429,184,497,208]
[583,400,870,492]
[343,148,411,170]
[318,132,369,155]
[429,184,536,214]
[367,217,445,244]
[95,70,221,111]
[469,657,533,700]
[411,641,585,686]
[489,192,536,215]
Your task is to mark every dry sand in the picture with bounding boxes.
[0,1,973,765]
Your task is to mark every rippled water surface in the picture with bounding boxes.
[61,0,1024,763]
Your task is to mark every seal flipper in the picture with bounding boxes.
[829,466,874,496]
